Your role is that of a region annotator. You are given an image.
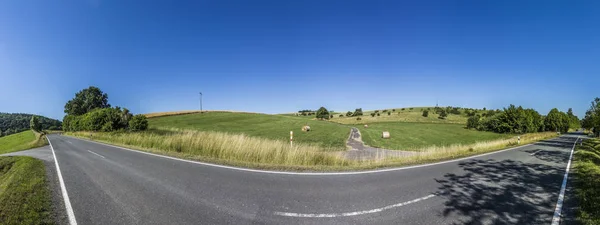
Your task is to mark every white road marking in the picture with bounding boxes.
[530,150,543,155]
[68,136,536,176]
[87,150,106,159]
[67,141,73,144]
[551,137,579,225]
[274,194,437,218]
[47,137,78,225]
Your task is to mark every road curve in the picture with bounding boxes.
[42,134,582,225]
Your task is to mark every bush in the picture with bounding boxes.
[346,111,353,117]
[374,110,379,113]
[422,110,429,117]
[339,115,344,117]
[466,115,480,129]
[62,107,137,132]
[409,108,413,110]
[352,108,363,117]
[377,113,380,116]
[129,115,149,131]
[383,110,388,112]
[387,112,391,115]
[392,109,396,112]
[438,110,447,119]
[356,117,362,121]
[401,108,405,111]
[371,113,376,117]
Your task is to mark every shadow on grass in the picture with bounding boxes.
[436,159,563,225]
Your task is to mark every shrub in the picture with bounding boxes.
[339,115,344,117]
[387,112,391,115]
[466,115,480,129]
[383,109,388,113]
[356,117,362,121]
[352,108,363,116]
[377,113,380,116]
[374,110,379,113]
[422,110,429,117]
[129,115,149,131]
[409,108,413,110]
[401,108,405,111]
[392,109,396,112]
[371,113,376,117]
[346,111,353,117]
[438,110,447,119]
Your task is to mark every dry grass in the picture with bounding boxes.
[66,129,557,171]
[144,110,261,118]
[67,129,350,170]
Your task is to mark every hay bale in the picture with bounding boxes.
[302,125,311,132]
[364,124,368,128]
[382,131,390,139]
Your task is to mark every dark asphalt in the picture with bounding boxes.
[36,133,582,225]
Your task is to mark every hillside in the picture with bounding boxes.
[148,111,351,149]
[327,107,482,124]
[0,113,62,137]
[0,130,47,154]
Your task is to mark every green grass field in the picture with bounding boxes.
[0,130,47,154]
[148,112,351,149]
[573,138,600,224]
[358,122,511,150]
[329,107,470,124]
[0,156,53,224]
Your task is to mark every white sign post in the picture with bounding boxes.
[290,131,293,147]
[518,136,521,145]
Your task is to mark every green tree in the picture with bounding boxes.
[544,108,569,133]
[352,108,363,116]
[64,86,111,116]
[422,110,429,117]
[30,116,41,132]
[346,111,353,117]
[316,107,330,119]
[566,108,581,129]
[582,98,600,136]
[129,115,149,131]
[466,115,480,129]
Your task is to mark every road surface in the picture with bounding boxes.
[8,134,583,224]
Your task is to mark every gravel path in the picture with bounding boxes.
[342,127,417,160]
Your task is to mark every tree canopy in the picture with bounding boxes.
[64,86,110,116]
[0,113,61,137]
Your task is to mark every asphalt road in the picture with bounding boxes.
[16,134,583,225]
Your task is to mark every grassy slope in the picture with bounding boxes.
[149,112,351,149]
[329,107,470,124]
[573,138,600,224]
[0,156,53,225]
[359,122,511,150]
[0,130,47,154]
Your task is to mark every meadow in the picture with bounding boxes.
[148,112,351,149]
[358,122,511,150]
[0,130,47,154]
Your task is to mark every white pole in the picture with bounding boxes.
[290,131,293,147]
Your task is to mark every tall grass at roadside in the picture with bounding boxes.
[364,132,558,165]
[67,129,556,171]
[68,129,351,169]
[573,138,600,224]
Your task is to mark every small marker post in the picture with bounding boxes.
[518,136,521,145]
[290,131,293,147]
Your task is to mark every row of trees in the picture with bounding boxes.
[582,97,600,137]
[0,113,62,137]
[62,86,148,132]
[466,105,577,134]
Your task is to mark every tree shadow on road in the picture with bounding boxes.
[436,159,563,225]
[521,148,570,164]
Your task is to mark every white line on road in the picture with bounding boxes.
[47,137,78,225]
[69,136,535,176]
[87,150,106,159]
[551,137,579,225]
[67,141,73,144]
[274,194,437,218]
[530,150,543,156]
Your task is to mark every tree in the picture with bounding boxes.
[30,116,41,132]
[566,108,580,129]
[544,108,569,133]
[346,111,353,117]
[422,110,429,117]
[352,108,363,116]
[64,86,110,116]
[129,115,149,131]
[371,113,376,117]
[316,107,330,119]
[582,97,600,136]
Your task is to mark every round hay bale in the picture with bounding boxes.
[364,124,368,128]
[382,131,390,139]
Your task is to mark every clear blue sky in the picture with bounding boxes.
[1,0,598,120]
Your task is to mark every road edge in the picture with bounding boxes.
[47,136,78,225]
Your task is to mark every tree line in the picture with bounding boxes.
[62,86,148,132]
[582,97,600,137]
[466,104,579,134]
[0,113,62,137]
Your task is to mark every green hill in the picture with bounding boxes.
[0,130,47,154]
[329,107,478,124]
[148,112,351,150]
[0,113,62,137]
